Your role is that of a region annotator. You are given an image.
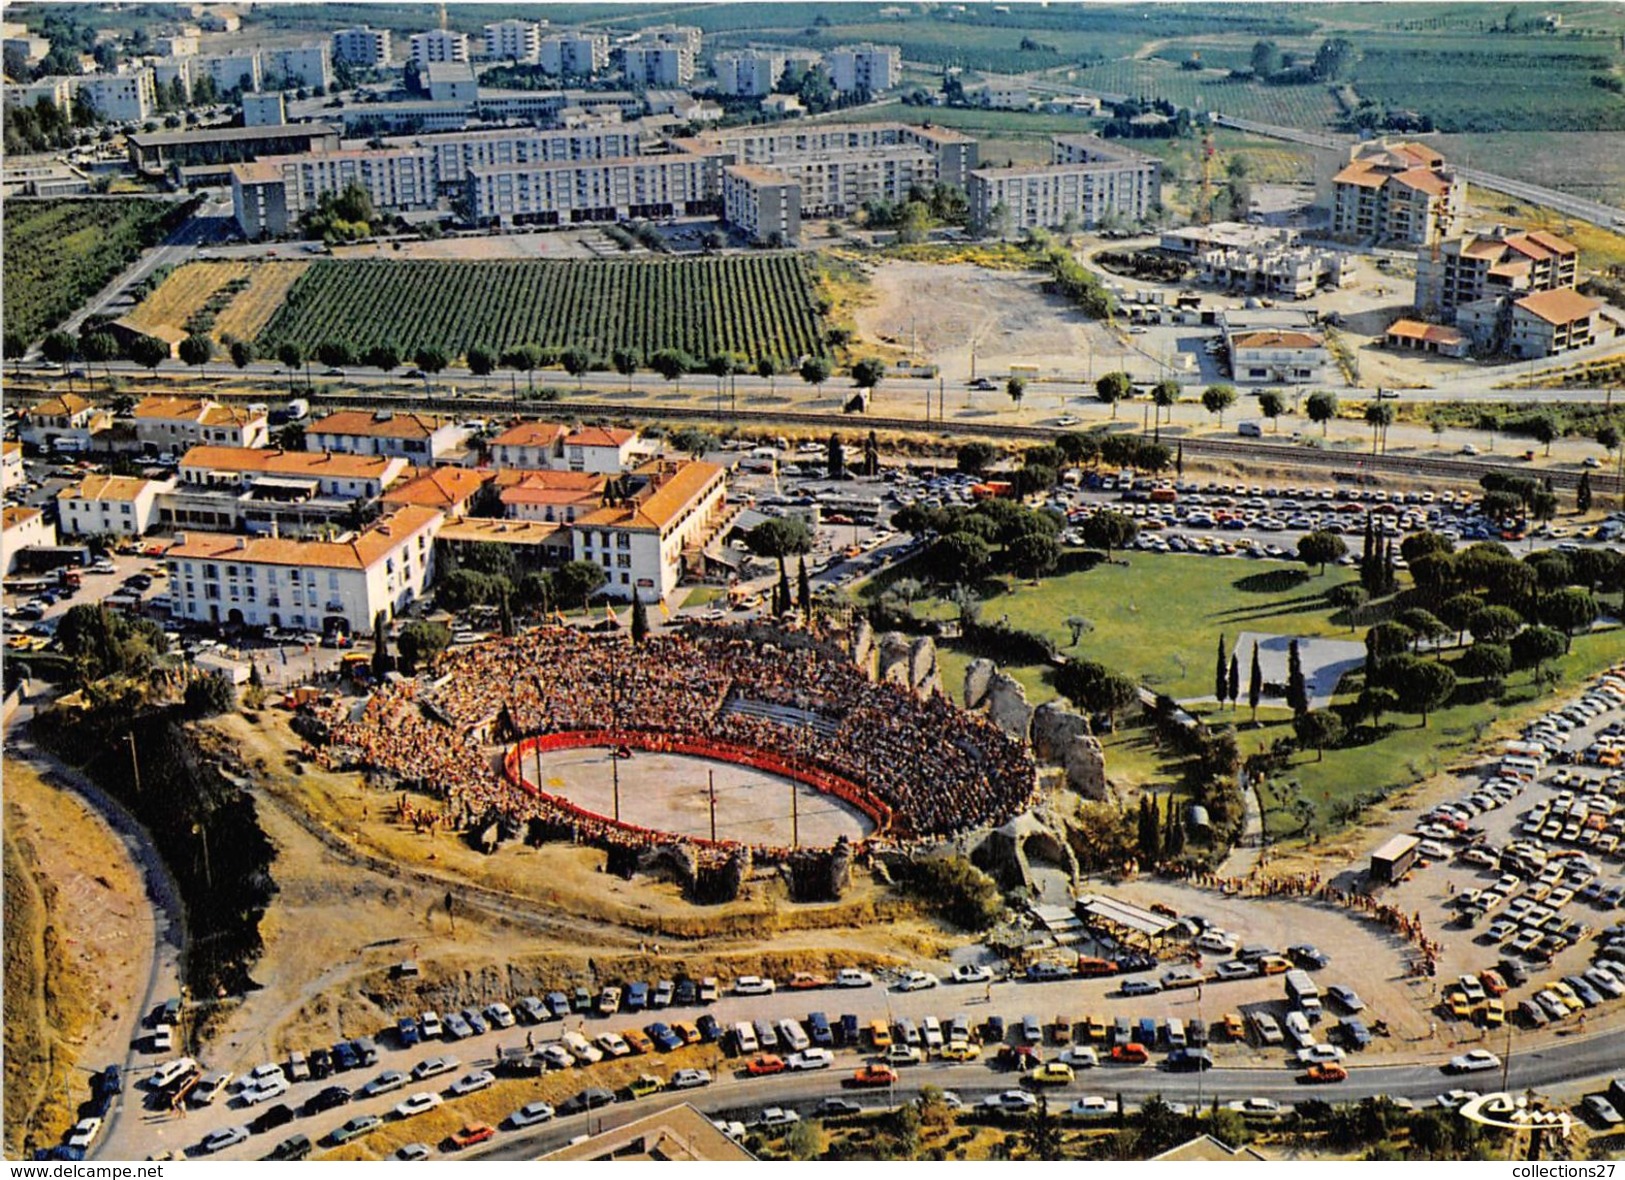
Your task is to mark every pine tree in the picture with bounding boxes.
[1577,470,1593,513]
[1215,633,1228,703]
[631,589,649,645]
[1228,652,1240,707]
[1248,641,1263,722]
[371,610,392,680]
[777,564,792,617]
[1287,638,1309,715]
[498,588,514,638]
[797,555,811,618]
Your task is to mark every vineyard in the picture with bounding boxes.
[2,197,188,350]
[1070,58,1346,130]
[256,255,831,367]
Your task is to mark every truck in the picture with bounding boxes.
[1285,969,1323,1020]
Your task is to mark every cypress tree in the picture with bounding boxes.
[1577,470,1593,513]
[1287,638,1309,715]
[1215,633,1228,703]
[1248,641,1263,722]
[797,555,811,617]
[630,589,649,645]
[1228,652,1240,707]
[777,564,792,617]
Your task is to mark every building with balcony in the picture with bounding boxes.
[484,20,542,63]
[131,395,269,453]
[409,29,469,70]
[569,460,727,600]
[333,27,392,67]
[825,44,901,94]
[968,135,1160,235]
[1331,140,1463,247]
[305,410,469,463]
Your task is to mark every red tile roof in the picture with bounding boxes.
[1514,288,1600,325]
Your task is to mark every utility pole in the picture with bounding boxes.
[611,747,620,823]
[127,731,142,796]
[708,770,717,843]
[791,782,799,849]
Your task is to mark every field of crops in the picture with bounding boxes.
[1069,58,1347,129]
[1438,132,1625,208]
[120,261,249,337]
[212,261,311,344]
[256,255,831,367]
[2,197,182,349]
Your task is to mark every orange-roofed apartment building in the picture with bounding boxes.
[1224,325,1329,384]
[486,421,643,473]
[132,395,270,454]
[164,505,442,634]
[20,393,107,452]
[380,466,494,517]
[1331,140,1463,247]
[1413,227,1603,357]
[571,460,727,599]
[305,409,469,462]
[499,470,607,523]
[167,445,410,534]
[57,473,174,537]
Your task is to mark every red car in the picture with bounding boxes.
[852,1064,897,1087]
[444,1124,496,1151]
[746,1054,786,1077]
[1478,969,1508,997]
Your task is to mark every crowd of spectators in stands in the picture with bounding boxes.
[321,628,1037,860]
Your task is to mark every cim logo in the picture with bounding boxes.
[1457,1092,1572,1137]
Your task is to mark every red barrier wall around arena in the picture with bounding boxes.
[502,730,893,851]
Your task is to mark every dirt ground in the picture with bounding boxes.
[331,228,627,262]
[854,261,1121,384]
[3,763,150,1156]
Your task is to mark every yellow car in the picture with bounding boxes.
[1027,1062,1074,1086]
[1085,1015,1108,1042]
[1549,982,1584,1013]
[1446,991,1472,1019]
[1478,999,1505,1027]
[941,1041,981,1062]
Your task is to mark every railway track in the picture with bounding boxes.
[8,382,1620,494]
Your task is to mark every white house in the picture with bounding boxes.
[20,393,106,452]
[132,395,269,453]
[2,506,58,574]
[164,505,442,634]
[563,426,641,473]
[1227,328,1328,385]
[487,420,569,470]
[56,474,173,538]
[304,410,468,463]
[2,442,24,491]
[499,470,606,524]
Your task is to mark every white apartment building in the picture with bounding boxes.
[332,27,392,68]
[2,443,23,493]
[539,33,608,76]
[622,43,694,87]
[133,395,269,453]
[409,29,469,70]
[1226,328,1328,385]
[4,76,74,110]
[198,50,261,94]
[149,57,192,96]
[466,153,716,226]
[177,446,408,499]
[714,50,786,97]
[825,44,901,94]
[484,20,541,63]
[426,61,478,103]
[75,70,156,121]
[56,474,173,538]
[305,410,469,463]
[723,164,801,244]
[165,505,443,633]
[571,460,726,599]
[680,122,979,190]
[153,34,198,57]
[487,420,569,469]
[563,427,641,473]
[263,44,332,90]
[968,135,1161,234]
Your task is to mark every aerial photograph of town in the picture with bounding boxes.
[3,0,1625,1167]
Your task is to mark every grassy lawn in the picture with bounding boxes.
[913,551,1360,700]
[899,549,1625,839]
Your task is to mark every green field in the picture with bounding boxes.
[256,255,831,368]
[1437,132,1625,206]
[878,550,1625,840]
[1,197,182,350]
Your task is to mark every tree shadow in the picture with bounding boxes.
[1232,569,1311,594]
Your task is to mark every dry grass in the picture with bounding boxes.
[213,260,311,344]
[1,766,129,1158]
[121,261,249,335]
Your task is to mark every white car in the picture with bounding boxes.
[410,1056,461,1081]
[834,969,874,988]
[419,1011,443,1039]
[1069,1097,1116,1118]
[199,1125,249,1154]
[238,1076,289,1106]
[669,1069,712,1090]
[65,1118,102,1150]
[562,1032,603,1064]
[951,963,994,984]
[394,1092,444,1119]
[484,1003,516,1029]
[1296,1044,1346,1066]
[151,1024,174,1053]
[244,1062,286,1088]
[733,975,776,996]
[540,1045,574,1071]
[1448,1050,1502,1074]
[787,1048,835,1071]
[752,1107,801,1130]
[508,1101,555,1128]
[449,1070,495,1097]
[896,971,939,992]
[1058,1046,1099,1068]
[982,1090,1038,1113]
[595,1033,631,1058]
